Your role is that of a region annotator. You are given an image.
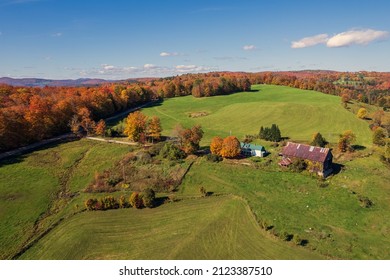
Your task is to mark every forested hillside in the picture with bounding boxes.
[1,71,389,152]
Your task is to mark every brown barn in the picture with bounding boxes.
[279,142,333,177]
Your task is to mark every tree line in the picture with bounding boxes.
[1,70,389,152]
[0,72,250,152]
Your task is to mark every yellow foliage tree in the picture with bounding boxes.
[124,111,148,142]
[357,108,367,119]
[338,130,356,152]
[147,116,162,141]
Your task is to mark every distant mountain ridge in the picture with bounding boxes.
[0,77,114,87]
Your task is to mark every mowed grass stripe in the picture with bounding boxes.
[20,196,322,260]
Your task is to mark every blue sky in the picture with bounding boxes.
[0,0,389,79]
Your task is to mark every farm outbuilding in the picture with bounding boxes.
[240,142,266,157]
[279,142,333,177]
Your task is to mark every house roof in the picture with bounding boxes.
[281,142,331,163]
[240,142,266,151]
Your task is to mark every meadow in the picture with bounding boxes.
[0,140,130,259]
[20,195,321,260]
[140,84,372,146]
[0,84,388,260]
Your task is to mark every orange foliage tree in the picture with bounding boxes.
[147,116,162,141]
[210,136,223,156]
[177,124,204,154]
[95,119,106,136]
[220,136,241,158]
[78,107,96,135]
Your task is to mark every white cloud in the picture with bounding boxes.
[160,52,179,57]
[291,34,329,48]
[175,65,215,73]
[102,64,115,70]
[51,32,62,37]
[144,64,157,69]
[243,45,256,51]
[326,29,389,47]
[292,29,389,49]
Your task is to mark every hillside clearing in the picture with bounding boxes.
[20,195,322,260]
[140,85,372,146]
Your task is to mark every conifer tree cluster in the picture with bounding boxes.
[259,124,282,142]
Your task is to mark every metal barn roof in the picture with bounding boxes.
[281,142,330,163]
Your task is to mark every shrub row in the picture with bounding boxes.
[85,188,156,211]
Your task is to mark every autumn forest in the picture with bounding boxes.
[1,70,390,153]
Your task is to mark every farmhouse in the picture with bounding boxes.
[279,142,333,177]
[240,142,266,157]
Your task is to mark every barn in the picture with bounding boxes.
[240,142,266,157]
[279,142,333,177]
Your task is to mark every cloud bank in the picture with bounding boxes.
[292,28,389,48]
[82,63,216,78]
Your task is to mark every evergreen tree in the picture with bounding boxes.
[259,124,281,142]
[270,124,281,142]
[310,132,327,147]
[259,126,264,139]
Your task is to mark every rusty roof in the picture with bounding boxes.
[281,142,331,163]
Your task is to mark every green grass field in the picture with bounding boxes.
[1,84,388,260]
[0,139,130,259]
[19,195,321,260]
[179,158,390,259]
[141,84,372,146]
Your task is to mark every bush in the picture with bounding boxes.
[129,192,144,209]
[85,198,98,210]
[142,188,156,208]
[290,158,307,172]
[280,231,294,241]
[148,142,165,157]
[358,195,374,208]
[199,186,208,197]
[100,196,119,210]
[206,153,222,162]
[105,176,121,187]
[159,143,186,160]
[293,234,303,246]
[119,195,129,208]
[136,151,152,164]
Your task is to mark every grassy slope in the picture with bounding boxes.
[1,84,388,260]
[0,139,129,259]
[179,158,390,259]
[20,195,321,260]
[141,85,372,146]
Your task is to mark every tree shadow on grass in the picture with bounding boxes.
[351,145,366,151]
[300,239,309,247]
[153,196,169,207]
